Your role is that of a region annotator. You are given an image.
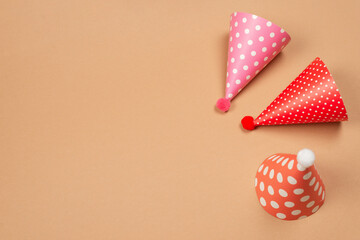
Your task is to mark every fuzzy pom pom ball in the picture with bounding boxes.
[297,149,315,168]
[241,116,255,130]
[216,98,231,112]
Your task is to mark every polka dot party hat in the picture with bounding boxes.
[216,12,291,112]
[241,57,348,130]
[255,149,325,221]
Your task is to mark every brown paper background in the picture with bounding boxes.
[1,0,360,239]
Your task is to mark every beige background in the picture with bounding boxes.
[1,0,360,239]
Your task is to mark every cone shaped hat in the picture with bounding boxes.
[241,57,348,130]
[255,149,325,220]
[216,12,291,112]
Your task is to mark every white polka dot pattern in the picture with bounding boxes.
[224,12,291,101]
[252,57,348,127]
[255,153,325,220]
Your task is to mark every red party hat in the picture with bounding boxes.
[255,149,325,220]
[241,57,348,130]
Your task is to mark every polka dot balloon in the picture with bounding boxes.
[216,12,291,112]
[241,57,348,130]
[255,149,325,221]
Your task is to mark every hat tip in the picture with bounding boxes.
[297,149,315,168]
[216,98,231,112]
[241,116,255,130]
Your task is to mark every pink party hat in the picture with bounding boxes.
[216,12,291,112]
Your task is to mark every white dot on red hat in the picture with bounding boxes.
[271,201,279,209]
[263,166,269,175]
[300,195,310,202]
[292,210,301,216]
[269,169,274,179]
[309,177,316,186]
[306,201,315,208]
[297,163,306,171]
[260,197,266,206]
[288,160,294,169]
[268,185,274,195]
[281,158,289,166]
[279,189,288,197]
[272,156,279,162]
[318,186,323,195]
[312,206,320,213]
[303,172,312,180]
[314,182,319,191]
[287,176,297,185]
[276,157,284,164]
[276,213,286,219]
[294,188,304,195]
[260,182,265,191]
[258,164,264,172]
[285,201,295,207]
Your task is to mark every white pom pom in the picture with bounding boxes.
[297,149,315,169]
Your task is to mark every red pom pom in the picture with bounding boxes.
[241,116,255,130]
[216,98,231,112]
